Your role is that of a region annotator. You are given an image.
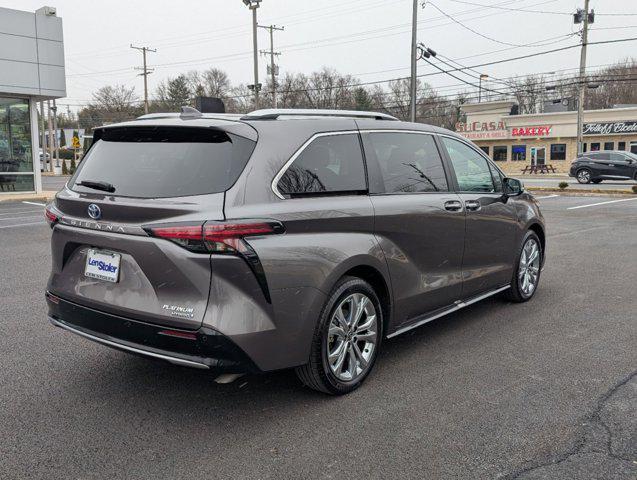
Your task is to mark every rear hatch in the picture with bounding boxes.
[46,121,257,330]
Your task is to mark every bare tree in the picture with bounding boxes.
[78,84,141,128]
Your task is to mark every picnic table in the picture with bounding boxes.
[520,164,557,174]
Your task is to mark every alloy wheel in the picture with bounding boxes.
[326,293,378,382]
[518,238,540,296]
[577,169,591,183]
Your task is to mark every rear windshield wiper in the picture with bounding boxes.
[76,180,116,193]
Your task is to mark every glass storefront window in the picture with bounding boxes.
[618,142,626,151]
[493,146,507,161]
[512,145,526,161]
[550,143,566,160]
[590,142,600,151]
[604,141,614,150]
[479,146,489,156]
[0,97,34,192]
[0,175,35,192]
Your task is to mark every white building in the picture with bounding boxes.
[0,5,65,194]
[457,100,637,174]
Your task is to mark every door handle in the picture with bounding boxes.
[443,200,463,212]
[465,200,481,211]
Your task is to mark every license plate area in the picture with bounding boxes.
[85,248,121,283]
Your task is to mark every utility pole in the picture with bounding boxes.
[258,24,284,108]
[478,74,488,103]
[131,44,156,114]
[243,0,262,109]
[51,99,60,172]
[409,0,418,122]
[575,0,592,155]
[46,100,53,173]
[39,101,46,171]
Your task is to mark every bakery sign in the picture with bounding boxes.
[583,121,637,136]
[511,125,552,137]
[455,121,507,140]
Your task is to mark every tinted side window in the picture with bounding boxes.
[277,134,366,196]
[441,137,495,193]
[366,132,447,193]
[609,153,627,162]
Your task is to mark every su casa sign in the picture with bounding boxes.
[455,121,507,140]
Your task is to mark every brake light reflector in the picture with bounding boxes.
[158,329,198,341]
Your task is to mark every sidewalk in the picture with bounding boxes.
[0,191,57,203]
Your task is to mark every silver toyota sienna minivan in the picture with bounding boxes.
[46,108,545,395]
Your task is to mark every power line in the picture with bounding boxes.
[447,0,637,16]
[427,2,534,47]
[65,0,554,76]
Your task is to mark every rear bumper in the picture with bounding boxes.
[46,292,259,373]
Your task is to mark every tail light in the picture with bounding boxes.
[144,219,285,303]
[45,205,59,227]
[144,220,284,254]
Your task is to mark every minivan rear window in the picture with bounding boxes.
[70,127,256,198]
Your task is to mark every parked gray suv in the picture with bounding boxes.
[45,108,545,395]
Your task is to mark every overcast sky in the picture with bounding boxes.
[5,0,637,109]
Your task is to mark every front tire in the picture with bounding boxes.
[295,276,383,395]
[505,231,542,303]
[576,168,592,184]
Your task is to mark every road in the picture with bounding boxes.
[516,177,636,191]
[0,195,635,479]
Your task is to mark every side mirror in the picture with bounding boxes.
[503,177,523,196]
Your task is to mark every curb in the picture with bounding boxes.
[527,186,636,196]
[0,192,56,203]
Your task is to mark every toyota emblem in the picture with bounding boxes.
[87,204,101,220]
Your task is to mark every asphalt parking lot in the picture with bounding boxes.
[0,195,635,479]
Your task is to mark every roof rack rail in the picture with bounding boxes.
[240,108,398,121]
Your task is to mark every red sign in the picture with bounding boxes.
[511,126,552,137]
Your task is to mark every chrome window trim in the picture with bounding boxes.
[271,130,359,200]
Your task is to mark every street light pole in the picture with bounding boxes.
[244,0,262,109]
[576,0,591,155]
[409,0,418,122]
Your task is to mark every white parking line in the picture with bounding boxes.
[567,197,637,210]
[0,215,43,222]
[0,209,41,216]
[534,194,560,199]
[22,201,46,207]
[0,221,44,229]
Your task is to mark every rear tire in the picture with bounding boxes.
[295,276,383,395]
[576,168,592,184]
[505,231,542,303]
